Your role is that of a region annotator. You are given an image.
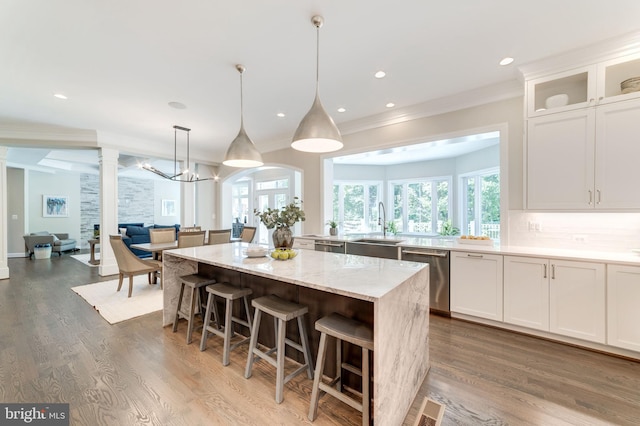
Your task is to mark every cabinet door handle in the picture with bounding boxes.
[543,263,547,279]
[551,264,556,280]
[466,253,484,259]
[596,189,601,205]
[588,190,593,205]
[588,98,595,105]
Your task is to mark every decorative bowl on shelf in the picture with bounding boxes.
[621,77,640,94]
[545,93,569,109]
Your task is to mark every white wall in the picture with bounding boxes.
[7,167,25,255]
[28,170,82,241]
[153,180,181,226]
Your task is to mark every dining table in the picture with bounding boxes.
[130,241,178,260]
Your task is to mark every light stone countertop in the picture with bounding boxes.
[162,242,427,302]
[298,234,640,266]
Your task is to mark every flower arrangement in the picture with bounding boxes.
[254,197,305,229]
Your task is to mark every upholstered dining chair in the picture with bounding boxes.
[178,230,206,248]
[207,229,231,245]
[149,228,176,260]
[109,235,162,297]
[180,226,202,232]
[240,226,257,243]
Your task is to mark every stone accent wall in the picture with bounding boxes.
[79,174,156,248]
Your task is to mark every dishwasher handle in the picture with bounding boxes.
[401,249,448,258]
[315,241,344,248]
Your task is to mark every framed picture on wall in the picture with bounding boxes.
[162,199,176,217]
[43,195,69,217]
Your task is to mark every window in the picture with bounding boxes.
[332,182,382,233]
[231,181,250,223]
[460,168,500,239]
[390,178,451,234]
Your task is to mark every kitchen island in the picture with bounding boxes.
[162,242,430,425]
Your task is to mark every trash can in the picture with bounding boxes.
[34,243,52,259]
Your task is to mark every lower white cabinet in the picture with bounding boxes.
[292,238,315,250]
[549,259,605,344]
[504,256,550,331]
[450,251,503,321]
[607,264,640,352]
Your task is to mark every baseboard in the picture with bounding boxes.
[8,253,28,258]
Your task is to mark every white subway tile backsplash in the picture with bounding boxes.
[508,211,640,253]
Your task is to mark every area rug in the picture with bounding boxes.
[71,253,99,267]
[71,275,162,324]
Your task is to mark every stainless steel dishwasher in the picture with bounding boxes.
[314,239,345,253]
[401,247,450,316]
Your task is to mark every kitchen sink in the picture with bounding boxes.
[346,239,403,259]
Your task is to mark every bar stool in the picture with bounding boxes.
[200,282,253,366]
[172,274,216,344]
[308,312,374,425]
[244,295,314,404]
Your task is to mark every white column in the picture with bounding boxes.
[99,147,119,276]
[0,146,9,279]
[181,179,196,228]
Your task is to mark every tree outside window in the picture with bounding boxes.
[461,168,500,239]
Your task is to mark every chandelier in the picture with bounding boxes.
[142,125,211,182]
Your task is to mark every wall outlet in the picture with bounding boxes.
[528,221,542,232]
[573,234,588,243]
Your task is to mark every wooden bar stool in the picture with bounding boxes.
[308,312,374,425]
[200,282,253,366]
[244,295,314,404]
[172,274,216,344]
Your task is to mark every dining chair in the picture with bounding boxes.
[208,229,232,245]
[240,226,257,243]
[178,230,206,248]
[149,228,177,260]
[109,235,162,297]
[180,226,202,232]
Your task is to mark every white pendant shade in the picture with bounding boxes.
[291,91,343,153]
[223,64,263,168]
[291,15,343,153]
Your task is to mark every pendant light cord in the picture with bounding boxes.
[239,68,244,127]
[316,24,320,93]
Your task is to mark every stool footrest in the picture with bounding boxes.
[319,382,363,412]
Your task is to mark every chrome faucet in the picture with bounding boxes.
[378,201,387,238]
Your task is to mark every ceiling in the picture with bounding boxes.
[3,1,640,165]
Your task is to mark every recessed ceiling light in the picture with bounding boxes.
[374,71,386,79]
[499,57,514,66]
[53,93,67,100]
[337,107,346,113]
[168,101,187,109]
[276,112,285,118]
[386,102,395,108]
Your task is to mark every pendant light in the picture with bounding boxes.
[291,15,343,153]
[223,64,264,168]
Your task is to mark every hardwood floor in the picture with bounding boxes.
[1,253,639,425]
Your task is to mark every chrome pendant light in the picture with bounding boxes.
[223,64,264,168]
[291,15,343,153]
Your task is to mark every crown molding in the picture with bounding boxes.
[518,30,640,80]
[0,123,97,146]
[257,79,523,154]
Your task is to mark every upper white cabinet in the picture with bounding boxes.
[450,251,503,321]
[525,51,640,210]
[607,264,640,352]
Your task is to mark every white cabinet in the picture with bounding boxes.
[503,256,550,331]
[549,260,605,344]
[292,238,315,250]
[525,51,640,210]
[527,109,594,209]
[607,264,640,352]
[450,251,503,321]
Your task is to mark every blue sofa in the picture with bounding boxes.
[94,223,180,258]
